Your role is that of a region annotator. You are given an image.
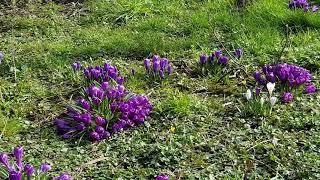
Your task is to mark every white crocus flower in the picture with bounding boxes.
[270,97,277,107]
[267,82,275,96]
[245,89,252,100]
[260,97,265,105]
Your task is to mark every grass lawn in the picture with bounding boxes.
[0,0,319,179]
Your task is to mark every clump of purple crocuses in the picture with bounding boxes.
[288,0,319,13]
[199,50,231,67]
[83,63,125,85]
[198,49,242,77]
[56,62,152,142]
[0,146,68,180]
[144,55,173,80]
[253,63,316,103]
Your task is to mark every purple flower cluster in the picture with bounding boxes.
[0,146,59,180]
[144,55,173,79]
[56,63,152,142]
[83,63,125,85]
[199,50,231,66]
[288,0,319,13]
[253,63,315,91]
[155,174,169,180]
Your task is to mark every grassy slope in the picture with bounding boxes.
[0,0,319,179]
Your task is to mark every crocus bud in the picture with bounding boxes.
[24,164,34,178]
[152,55,160,62]
[153,60,160,72]
[40,163,51,173]
[215,50,221,58]
[199,54,208,64]
[253,71,261,81]
[255,87,261,97]
[260,97,265,105]
[218,56,229,65]
[81,100,91,110]
[71,61,81,71]
[270,97,277,107]
[167,64,172,75]
[144,59,151,72]
[81,113,92,124]
[116,76,125,85]
[282,92,294,103]
[234,48,243,58]
[14,146,23,170]
[101,82,109,91]
[305,83,316,94]
[159,70,164,79]
[131,69,136,76]
[53,173,73,180]
[267,82,275,96]
[9,171,22,180]
[76,124,86,131]
[95,116,107,126]
[245,89,252,101]
[312,5,319,13]
[90,131,100,141]
[160,58,168,70]
[0,153,11,170]
[155,174,169,180]
[95,126,105,134]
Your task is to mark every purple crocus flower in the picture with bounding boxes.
[218,56,229,65]
[144,59,151,72]
[102,131,111,139]
[0,153,12,170]
[155,174,169,180]
[81,113,92,124]
[96,116,107,126]
[152,55,160,62]
[160,58,168,70]
[234,48,243,58]
[255,87,261,96]
[282,92,294,103]
[253,71,261,81]
[90,131,100,141]
[95,126,105,134]
[312,5,319,13]
[214,50,221,58]
[305,83,316,94]
[71,61,81,71]
[53,173,73,180]
[266,72,276,83]
[167,64,172,74]
[14,146,23,170]
[24,164,34,179]
[101,82,109,91]
[40,163,51,173]
[153,60,160,72]
[159,70,164,79]
[9,171,22,180]
[304,5,309,12]
[199,54,208,64]
[116,76,125,85]
[75,124,86,131]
